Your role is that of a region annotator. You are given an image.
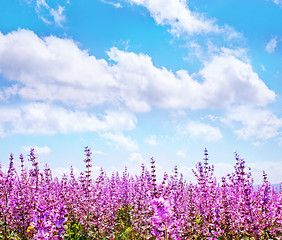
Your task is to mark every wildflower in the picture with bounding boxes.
[151,197,178,239]
[55,205,66,237]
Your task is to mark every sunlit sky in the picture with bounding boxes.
[0,0,281,184]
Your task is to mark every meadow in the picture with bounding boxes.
[0,147,281,239]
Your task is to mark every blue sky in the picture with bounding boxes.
[0,0,281,184]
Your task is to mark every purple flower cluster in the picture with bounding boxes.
[0,148,281,239]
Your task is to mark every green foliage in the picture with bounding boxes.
[113,205,140,240]
[64,220,87,240]
[0,221,24,240]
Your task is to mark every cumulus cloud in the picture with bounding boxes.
[0,30,274,114]
[265,37,278,53]
[0,30,117,108]
[109,47,275,111]
[0,103,136,136]
[0,29,277,138]
[199,53,275,108]
[226,106,282,140]
[101,132,139,151]
[178,121,223,142]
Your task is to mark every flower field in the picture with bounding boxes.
[0,147,281,239]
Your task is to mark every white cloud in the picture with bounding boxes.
[0,103,136,136]
[226,106,282,140]
[265,37,278,53]
[126,0,241,40]
[0,29,276,118]
[199,53,275,108]
[49,6,66,25]
[144,135,158,146]
[126,0,220,36]
[0,85,18,101]
[0,30,117,108]
[32,0,67,25]
[101,132,139,151]
[101,0,122,8]
[22,145,51,155]
[36,0,49,9]
[178,121,223,142]
[109,47,275,111]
